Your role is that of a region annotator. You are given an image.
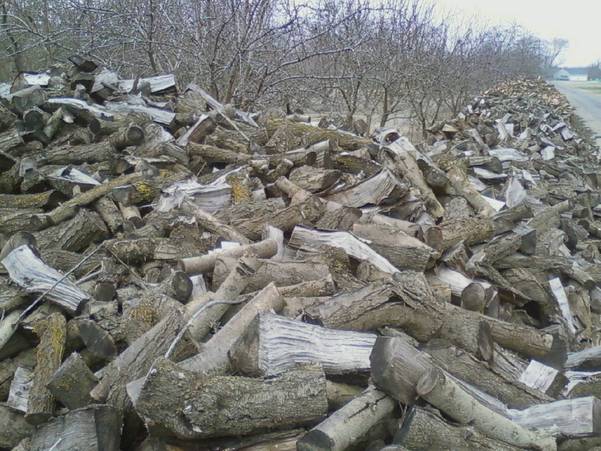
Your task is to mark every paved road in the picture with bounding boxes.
[553,81,601,146]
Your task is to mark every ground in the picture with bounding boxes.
[553,80,601,147]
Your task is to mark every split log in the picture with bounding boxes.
[29,404,121,451]
[416,368,555,449]
[93,196,123,234]
[352,223,438,271]
[26,313,66,425]
[0,310,24,353]
[325,170,407,208]
[436,216,495,251]
[0,277,28,314]
[7,366,32,413]
[11,86,47,114]
[176,114,215,146]
[508,396,601,437]
[0,207,42,235]
[396,406,520,451]
[181,200,251,244]
[47,352,97,409]
[297,386,396,451]
[178,238,277,274]
[230,313,376,377]
[0,128,24,154]
[0,404,34,449]
[519,360,567,398]
[2,245,90,314]
[132,357,328,439]
[445,163,495,217]
[565,346,601,370]
[288,226,398,274]
[289,166,341,193]
[179,283,283,374]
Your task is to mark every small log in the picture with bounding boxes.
[28,404,121,451]
[47,352,98,409]
[445,164,495,217]
[10,86,47,114]
[118,202,144,229]
[181,200,251,244]
[22,107,49,130]
[0,190,62,210]
[509,396,601,437]
[109,124,145,150]
[33,172,143,228]
[437,216,495,251]
[176,114,216,146]
[0,403,34,449]
[178,238,277,274]
[3,245,90,314]
[352,223,438,271]
[132,357,328,439]
[396,406,520,451]
[416,368,555,449]
[297,386,396,451]
[230,313,376,377]
[0,207,42,235]
[93,196,123,234]
[26,313,66,425]
[42,141,116,165]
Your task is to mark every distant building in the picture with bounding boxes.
[554,69,570,81]
[587,64,601,81]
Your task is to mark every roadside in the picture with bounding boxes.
[553,80,601,149]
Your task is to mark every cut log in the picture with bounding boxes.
[289,166,341,193]
[3,245,90,314]
[423,341,552,409]
[26,313,66,425]
[42,141,116,165]
[229,313,376,377]
[0,190,62,210]
[132,357,328,439]
[32,172,143,228]
[416,368,555,449]
[109,124,145,150]
[565,346,601,370]
[437,216,495,251]
[396,406,520,451]
[33,209,109,252]
[325,169,407,208]
[352,223,438,271]
[47,352,97,409]
[519,360,567,398]
[178,238,277,274]
[288,226,398,274]
[28,404,121,451]
[508,396,601,437]
[181,200,251,244]
[7,366,32,413]
[297,386,396,451]
[180,283,283,374]
[11,86,47,114]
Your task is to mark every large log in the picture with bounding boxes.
[133,358,328,439]
[230,313,375,377]
[416,368,555,449]
[395,406,520,451]
[297,386,396,451]
[47,352,97,410]
[26,313,66,425]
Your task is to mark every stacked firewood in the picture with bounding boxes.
[1,58,601,450]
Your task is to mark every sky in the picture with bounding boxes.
[425,0,601,67]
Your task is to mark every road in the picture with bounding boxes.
[553,81,601,146]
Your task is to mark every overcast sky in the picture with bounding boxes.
[426,0,600,67]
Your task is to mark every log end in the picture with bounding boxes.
[296,430,335,451]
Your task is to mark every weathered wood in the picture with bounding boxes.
[0,403,34,449]
[47,352,97,409]
[352,223,438,271]
[3,245,90,314]
[565,346,601,370]
[230,313,376,377]
[181,200,251,244]
[416,368,555,449]
[437,216,495,251]
[325,169,407,208]
[132,358,328,439]
[0,190,62,210]
[178,238,277,274]
[33,172,143,228]
[396,406,520,451]
[42,141,116,165]
[289,166,341,193]
[11,86,47,114]
[288,226,398,274]
[33,209,109,252]
[508,396,601,437]
[26,313,66,425]
[29,404,121,451]
[93,196,123,234]
[423,341,552,409]
[297,386,396,451]
[109,124,145,150]
[179,283,283,374]
[7,366,32,413]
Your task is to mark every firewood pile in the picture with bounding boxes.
[1,57,601,450]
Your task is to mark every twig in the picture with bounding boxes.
[18,244,105,322]
[164,298,247,359]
